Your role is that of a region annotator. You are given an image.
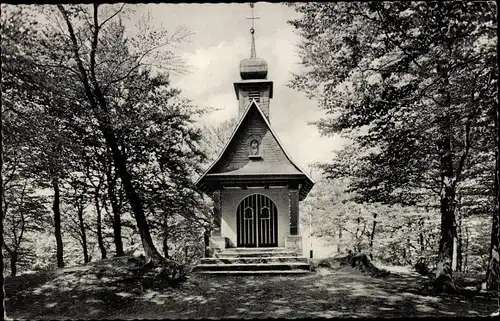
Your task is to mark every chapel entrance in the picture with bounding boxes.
[236,194,278,247]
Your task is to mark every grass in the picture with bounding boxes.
[5,256,498,319]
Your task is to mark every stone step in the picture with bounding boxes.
[217,251,298,258]
[223,247,289,252]
[193,262,310,272]
[200,256,309,265]
[195,269,311,275]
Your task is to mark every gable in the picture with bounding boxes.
[207,102,303,176]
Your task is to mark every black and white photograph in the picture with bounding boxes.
[1,1,499,319]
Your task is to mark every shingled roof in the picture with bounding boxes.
[196,100,314,200]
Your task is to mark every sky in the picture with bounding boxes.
[124,3,345,177]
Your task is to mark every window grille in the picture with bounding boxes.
[248,89,260,102]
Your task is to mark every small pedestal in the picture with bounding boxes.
[285,235,303,256]
[209,236,226,254]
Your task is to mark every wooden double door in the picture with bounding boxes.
[236,194,278,247]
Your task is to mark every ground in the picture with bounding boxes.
[4,257,498,319]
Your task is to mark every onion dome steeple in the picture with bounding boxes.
[234,3,273,120]
[239,4,268,80]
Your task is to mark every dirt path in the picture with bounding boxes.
[5,267,497,319]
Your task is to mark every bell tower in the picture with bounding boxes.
[233,3,273,120]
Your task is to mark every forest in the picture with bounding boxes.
[1,2,499,314]
[290,1,498,293]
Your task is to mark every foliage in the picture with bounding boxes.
[200,117,238,165]
[2,3,211,275]
[289,2,498,288]
[303,178,440,266]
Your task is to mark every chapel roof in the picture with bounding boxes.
[196,100,314,200]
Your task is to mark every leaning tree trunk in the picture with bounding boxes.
[57,4,164,266]
[77,205,89,263]
[98,120,164,265]
[52,175,64,268]
[106,164,124,257]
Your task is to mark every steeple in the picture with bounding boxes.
[234,3,274,120]
[250,27,256,59]
[239,3,268,80]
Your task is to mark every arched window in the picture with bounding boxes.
[260,207,270,219]
[244,207,253,219]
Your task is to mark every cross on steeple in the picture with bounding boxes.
[246,3,260,58]
[246,3,260,30]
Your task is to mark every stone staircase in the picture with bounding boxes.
[193,247,311,275]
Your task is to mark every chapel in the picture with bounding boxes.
[196,19,314,256]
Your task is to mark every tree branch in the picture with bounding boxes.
[57,4,99,110]
[98,3,126,29]
[89,4,101,88]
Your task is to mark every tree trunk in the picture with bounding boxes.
[434,63,457,293]
[77,205,89,263]
[57,4,164,266]
[464,224,469,273]
[106,164,124,257]
[10,251,18,277]
[406,222,412,265]
[452,235,458,271]
[52,176,64,268]
[489,75,500,310]
[437,127,455,265]
[95,184,107,260]
[369,213,377,254]
[337,223,343,254]
[100,125,164,265]
[457,215,463,272]
[485,116,499,290]
[419,218,425,254]
[162,215,169,259]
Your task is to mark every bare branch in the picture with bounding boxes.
[57,4,98,109]
[89,4,100,88]
[98,3,126,29]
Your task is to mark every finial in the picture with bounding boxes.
[246,3,260,58]
[240,2,267,80]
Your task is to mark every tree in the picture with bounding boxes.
[110,67,209,261]
[1,5,75,269]
[63,173,93,263]
[201,117,238,163]
[289,2,497,291]
[32,3,194,266]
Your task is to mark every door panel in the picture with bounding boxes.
[237,194,278,247]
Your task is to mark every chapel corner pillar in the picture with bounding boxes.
[212,190,222,237]
[206,189,225,257]
[289,188,299,235]
[287,187,302,255]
